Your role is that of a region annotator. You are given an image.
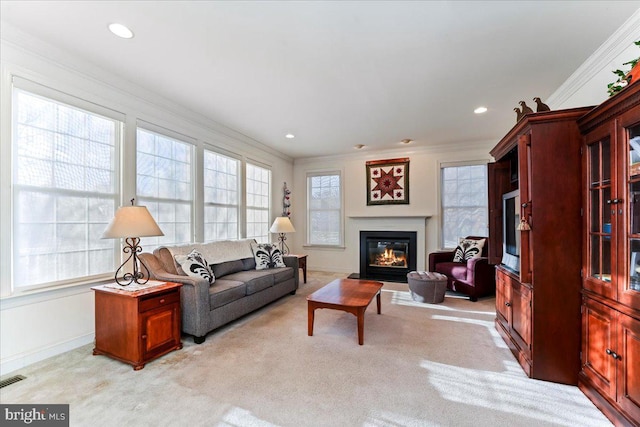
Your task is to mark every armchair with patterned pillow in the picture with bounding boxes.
[428,236,496,301]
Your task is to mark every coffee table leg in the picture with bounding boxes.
[376,291,381,314]
[308,302,315,336]
[357,308,365,345]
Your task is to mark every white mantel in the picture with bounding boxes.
[348,215,432,219]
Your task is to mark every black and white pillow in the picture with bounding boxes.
[174,249,215,284]
[251,243,286,270]
[452,238,486,262]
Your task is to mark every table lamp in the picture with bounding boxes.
[269,216,296,254]
[101,200,164,286]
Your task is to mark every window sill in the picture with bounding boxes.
[302,244,345,250]
[0,276,113,310]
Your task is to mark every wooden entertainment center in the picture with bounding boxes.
[489,84,640,426]
[489,106,592,386]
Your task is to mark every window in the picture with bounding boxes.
[136,127,193,250]
[204,150,239,241]
[307,172,342,246]
[441,163,488,248]
[245,162,270,242]
[12,88,120,290]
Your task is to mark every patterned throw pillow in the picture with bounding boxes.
[251,242,286,270]
[174,249,215,284]
[452,238,486,262]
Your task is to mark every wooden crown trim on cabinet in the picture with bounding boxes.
[490,106,595,161]
[579,83,640,134]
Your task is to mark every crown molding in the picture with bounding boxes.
[547,9,640,108]
[293,138,496,165]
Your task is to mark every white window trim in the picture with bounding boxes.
[245,160,272,242]
[0,68,289,299]
[8,81,124,295]
[305,169,344,248]
[203,147,241,242]
[438,160,490,250]
[135,125,197,248]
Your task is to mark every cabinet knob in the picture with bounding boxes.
[142,334,147,340]
[160,299,165,304]
[606,348,621,360]
[505,302,511,307]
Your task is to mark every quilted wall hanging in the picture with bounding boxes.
[366,157,410,205]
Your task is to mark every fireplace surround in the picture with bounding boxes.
[359,230,417,282]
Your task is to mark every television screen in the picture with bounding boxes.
[502,189,520,272]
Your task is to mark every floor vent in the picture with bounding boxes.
[0,375,26,389]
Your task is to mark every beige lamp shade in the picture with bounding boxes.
[270,216,296,234]
[101,206,164,239]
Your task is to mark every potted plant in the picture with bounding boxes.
[607,40,640,97]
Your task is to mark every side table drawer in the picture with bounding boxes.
[139,291,180,313]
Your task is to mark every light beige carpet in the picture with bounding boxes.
[0,271,612,427]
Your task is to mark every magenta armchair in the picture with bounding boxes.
[428,236,496,302]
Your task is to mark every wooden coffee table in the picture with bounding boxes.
[307,278,383,345]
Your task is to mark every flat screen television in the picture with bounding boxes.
[502,189,520,272]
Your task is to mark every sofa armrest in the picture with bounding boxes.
[428,250,455,271]
[283,255,300,288]
[465,257,496,294]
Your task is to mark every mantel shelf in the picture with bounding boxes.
[348,215,432,219]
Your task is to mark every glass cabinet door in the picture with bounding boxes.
[587,137,614,297]
[625,124,640,305]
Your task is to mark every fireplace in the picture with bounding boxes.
[359,231,417,282]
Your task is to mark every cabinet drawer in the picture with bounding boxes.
[139,291,179,312]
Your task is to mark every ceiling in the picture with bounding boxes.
[1,1,639,159]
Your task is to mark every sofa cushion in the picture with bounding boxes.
[435,262,468,282]
[224,270,275,295]
[209,279,247,309]
[452,238,486,262]
[251,242,286,269]
[212,259,245,278]
[242,257,256,271]
[174,249,215,284]
[271,266,294,283]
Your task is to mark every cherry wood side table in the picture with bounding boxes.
[92,281,182,370]
[289,254,307,283]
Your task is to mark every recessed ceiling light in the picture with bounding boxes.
[108,23,134,39]
[474,106,488,114]
[285,133,295,139]
[401,139,412,144]
[354,144,365,149]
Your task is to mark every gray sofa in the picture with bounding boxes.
[139,239,299,343]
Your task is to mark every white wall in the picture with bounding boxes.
[290,143,495,274]
[0,30,294,375]
[547,11,640,109]
[289,11,640,277]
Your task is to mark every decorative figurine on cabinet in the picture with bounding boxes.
[519,100,534,115]
[533,97,550,112]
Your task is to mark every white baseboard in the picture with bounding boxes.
[0,333,94,377]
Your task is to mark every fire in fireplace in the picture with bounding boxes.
[370,243,408,268]
[360,231,417,282]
